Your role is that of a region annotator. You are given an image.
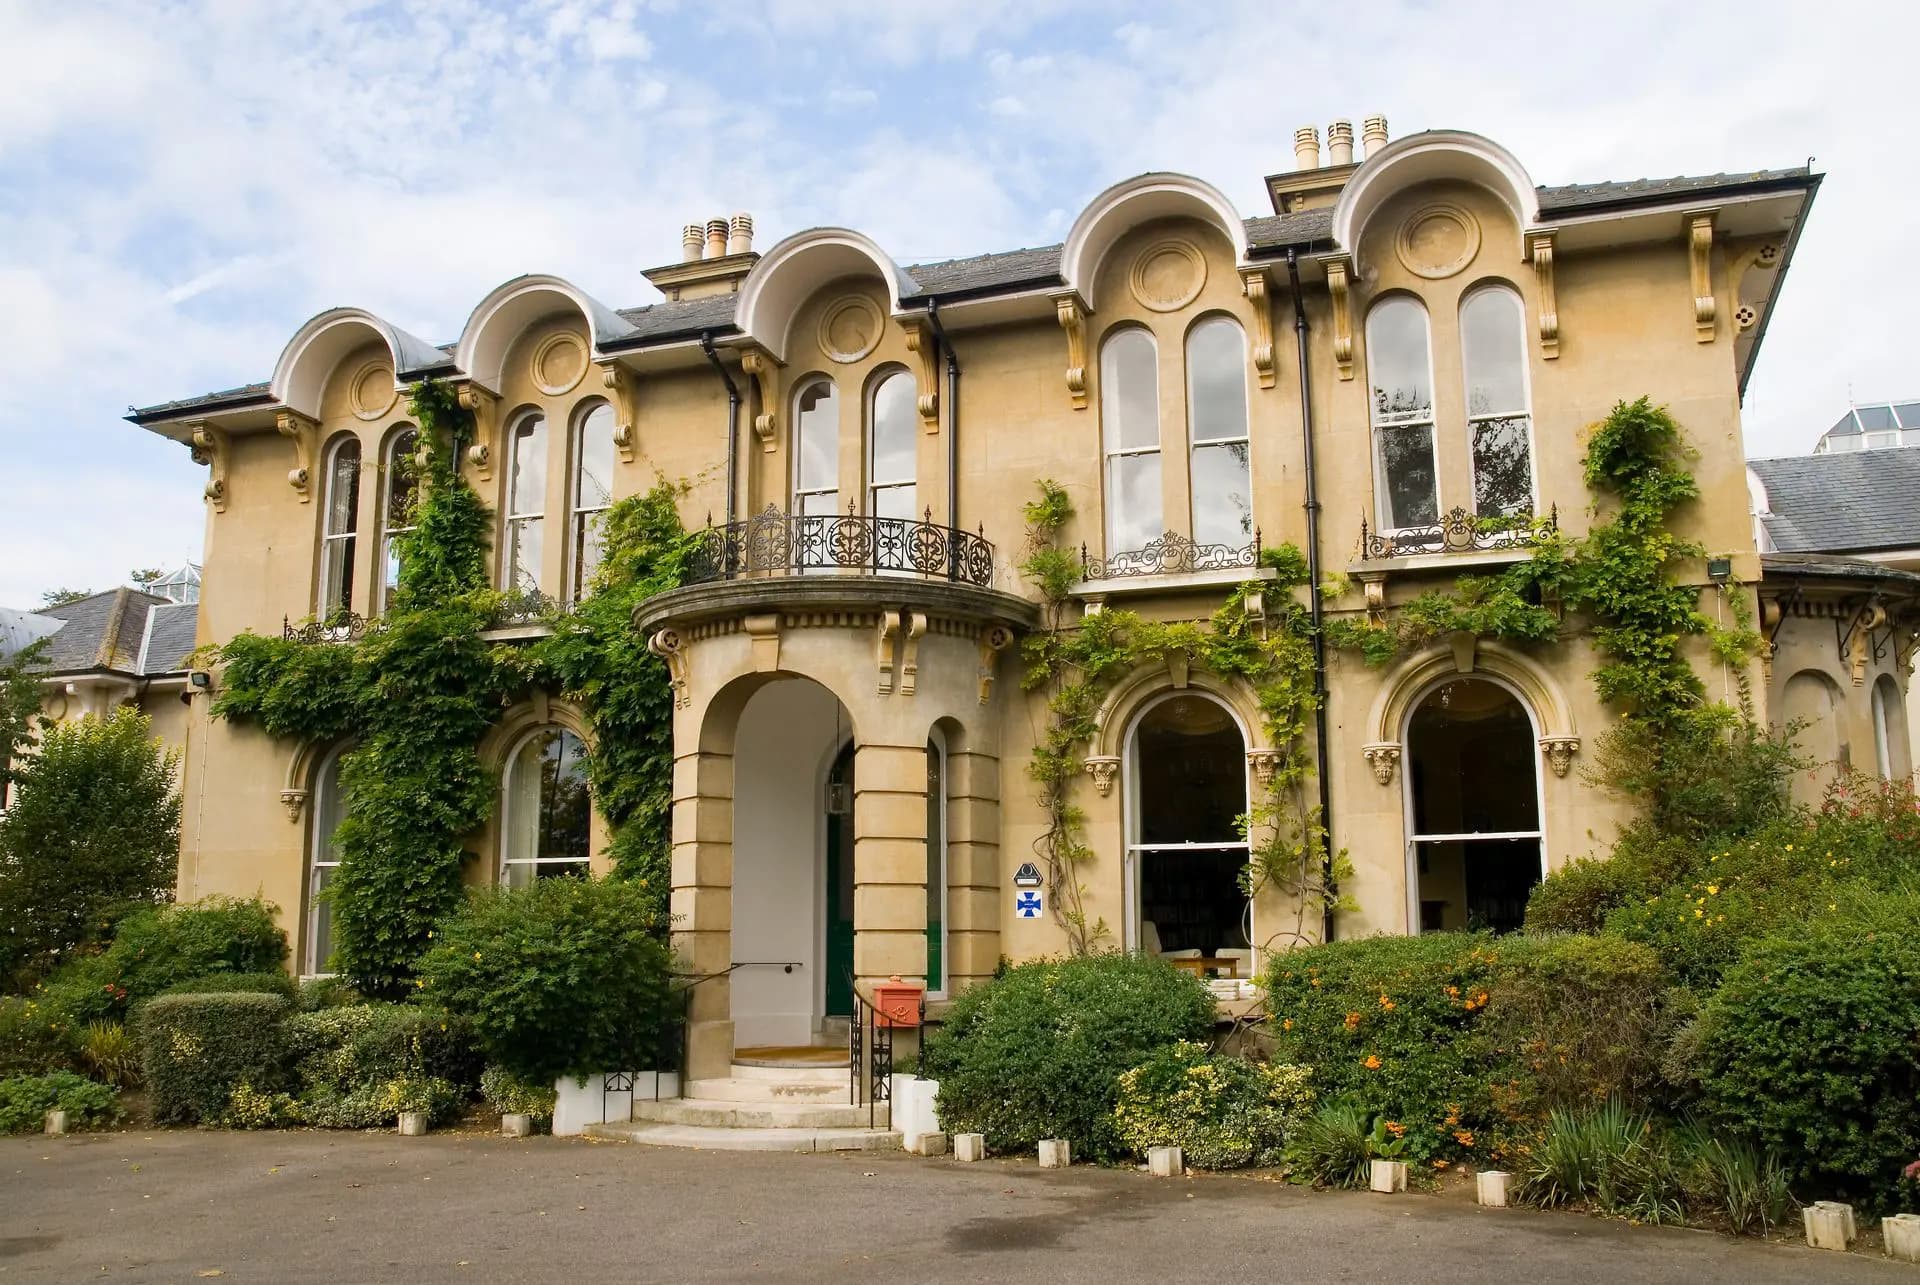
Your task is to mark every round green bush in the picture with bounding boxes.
[286,1002,480,1128]
[40,897,287,1024]
[1112,1041,1313,1169]
[919,953,1215,1162]
[0,995,75,1077]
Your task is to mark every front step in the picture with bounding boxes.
[631,1096,888,1130]
[688,1076,851,1103]
[586,1120,900,1152]
[727,1062,849,1083]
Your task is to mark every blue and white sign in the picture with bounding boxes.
[1015,890,1043,918]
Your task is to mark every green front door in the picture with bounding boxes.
[824,744,855,1017]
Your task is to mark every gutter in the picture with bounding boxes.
[699,332,742,530]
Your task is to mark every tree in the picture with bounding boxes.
[38,588,91,609]
[129,569,164,590]
[0,708,181,989]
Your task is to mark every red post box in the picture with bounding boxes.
[872,976,925,1028]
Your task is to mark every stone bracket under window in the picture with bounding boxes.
[598,362,639,463]
[1085,755,1120,796]
[1525,231,1559,359]
[1239,268,1277,389]
[1052,290,1090,409]
[740,346,780,452]
[280,788,307,822]
[458,384,500,480]
[1362,742,1401,786]
[977,624,1014,705]
[1687,209,1718,343]
[1321,254,1355,381]
[275,409,320,502]
[188,421,230,513]
[898,318,940,432]
[1537,736,1580,778]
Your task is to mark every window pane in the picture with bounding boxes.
[1100,329,1159,452]
[1472,417,1533,517]
[800,490,839,518]
[575,404,615,510]
[573,513,605,598]
[505,729,591,881]
[1829,434,1862,453]
[323,538,356,616]
[1460,289,1527,417]
[309,752,348,974]
[1866,431,1900,450]
[384,431,418,529]
[1896,403,1920,430]
[1187,317,1247,444]
[869,371,916,488]
[795,381,839,495]
[1378,424,1439,528]
[873,484,916,523]
[507,517,543,593]
[1107,451,1162,553]
[1135,694,1244,845]
[1191,442,1251,546]
[325,441,361,538]
[1366,298,1433,424]
[508,415,547,517]
[309,865,334,973]
[1857,403,1897,432]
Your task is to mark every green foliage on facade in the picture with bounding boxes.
[0,637,45,800]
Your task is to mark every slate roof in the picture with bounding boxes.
[27,589,198,676]
[1761,553,1920,590]
[1535,167,1812,215]
[138,601,200,674]
[0,608,63,663]
[1750,448,1920,554]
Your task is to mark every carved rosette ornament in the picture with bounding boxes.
[1362,742,1401,786]
[280,789,308,823]
[1246,749,1284,789]
[1538,736,1580,779]
[1085,756,1121,797]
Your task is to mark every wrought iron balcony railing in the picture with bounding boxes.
[1359,505,1556,560]
[1081,530,1261,581]
[282,588,568,643]
[685,504,996,588]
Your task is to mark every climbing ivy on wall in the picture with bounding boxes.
[214,379,690,996]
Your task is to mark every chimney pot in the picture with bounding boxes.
[1293,125,1321,172]
[1361,115,1390,159]
[727,212,754,256]
[682,223,704,263]
[1327,120,1354,167]
[704,217,728,260]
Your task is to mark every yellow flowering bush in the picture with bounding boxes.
[1112,1041,1313,1169]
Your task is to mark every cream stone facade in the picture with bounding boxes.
[128,123,1912,1080]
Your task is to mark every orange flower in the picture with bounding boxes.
[1344,1011,1362,1031]
[1384,1121,1407,1138]
[1378,995,1395,1011]
[1432,1159,1450,1170]
[1282,1018,1294,1031]
[1454,1130,1475,1147]
[1363,1055,1382,1070]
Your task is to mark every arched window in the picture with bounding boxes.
[1186,317,1251,548]
[1460,286,1535,516]
[319,437,362,617]
[867,370,917,523]
[1366,297,1439,530]
[1127,692,1251,971]
[1101,328,1161,554]
[503,411,547,593]
[376,427,418,612]
[1873,674,1908,780]
[305,746,349,975]
[501,728,591,886]
[570,402,616,601]
[793,378,840,518]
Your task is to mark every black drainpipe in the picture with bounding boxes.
[923,299,960,532]
[1287,248,1336,944]
[699,332,741,530]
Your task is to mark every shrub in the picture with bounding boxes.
[158,972,297,1002]
[0,1071,121,1133]
[1675,1125,1793,1236]
[0,995,74,1076]
[1515,1098,1684,1223]
[286,1003,479,1128]
[1585,707,1800,843]
[481,1066,557,1120]
[0,709,182,989]
[921,953,1214,1162]
[381,1074,464,1124]
[77,1021,139,1087]
[1112,1042,1313,1169]
[139,992,290,1124]
[222,1082,303,1129]
[1690,909,1920,1208]
[1284,1099,1374,1189]
[416,879,675,1085]
[296,976,362,1012]
[40,897,287,1024]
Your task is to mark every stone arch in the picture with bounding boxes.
[1062,172,1249,311]
[1332,130,1538,274]
[736,228,914,362]
[455,274,639,394]
[1367,639,1575,749]
[1090,659,1268,761]
[479,692,594,771]
[272,308,446,421]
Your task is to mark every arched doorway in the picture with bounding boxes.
[1405,677,1542,933]
[1125,691,1252,977]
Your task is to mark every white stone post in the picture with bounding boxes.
[1148,1146,1184,1177]
[397,1111,427,1137]
[1038,1138,1070,1168]
[1803,1201,1854,1250]
[1885,1213,1920,1262]
[43,1110,67,1136]
[501,1113,532,1138]
[1370,1159,1408,1193]
[1476,1170,1510,1207]
[954,1133,986,1162]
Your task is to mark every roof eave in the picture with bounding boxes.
[1740,170,1822,401]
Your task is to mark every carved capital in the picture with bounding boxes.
[1362,742,1401,786]
[1538,736,1580,779]
[1053,292,1089,409]
[647,627,692,709]
[739,347,781,452]
[275,409,320,502]
[1246,748,1285,789]
[1085,756,1121,797]
[188,422,230,513]
[598,363,638,463]
[899,318,940,431]
[1324,256,1354,380]
[458,384,501,479]
[280,788,308,823]
[978,623,1014,705]
[1526,230,1559,359]
[1240,268,1277,389]
[1687,210,1717,342]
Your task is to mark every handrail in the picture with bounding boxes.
[844,974,926,1130]
[686,503,995,588]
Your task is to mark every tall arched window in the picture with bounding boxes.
[867,370,917,522]
[1873,674,1908,780]
[319,436,362,617]
[305,746,348,975]
[793,378,839,518]
[570,402,616,601]
[376,426,418,612]
[1460,286,1535,517]
[1366,297,1439,530]
[1102,328,1161,555]
[503,412,547,593]
[501,728,591,886]
[1186,317,1251,548]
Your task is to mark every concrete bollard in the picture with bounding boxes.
[1038,1139,1071,1168]
[501,1113,532,1138]
[1148,1146,1184,1177]
[907,1132,949,1157]
[397,1111,428,1137]
[43,1110,67,1137]
[1803,1201,1854,1251]
[954,1133,986,1163]
[1885,1213,1920,1263]
[1475,1170,1510,1207]
[1370,1159,1408,1193]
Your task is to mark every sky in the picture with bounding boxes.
[0,0,1910,608]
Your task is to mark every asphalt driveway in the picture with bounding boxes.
[0,1130,1910,1283]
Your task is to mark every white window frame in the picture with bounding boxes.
[1101,327,1163,556]
[569,401,615,603]
[866,367,918,523]
[375,426,418,614]
[318,435,362,617]
[1365,296,1442,533]
[792,376,840,518]
[1459,284,1538,518]
[304,743,349,978]
[501,410,547,594]
[498,726,593,885]
[1184,314,1253,549]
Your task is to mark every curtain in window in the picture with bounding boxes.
[320,439,362,616]
[571,403,615,599]
[504,414,547,593]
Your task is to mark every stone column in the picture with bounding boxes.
[671,747,735,1079]
[944,747,1001,992]
[853,741,929,988]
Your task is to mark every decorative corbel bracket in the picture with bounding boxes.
[1525,230,1559,359]
[1085,756,1121,797]
[458,384,501,480]
[646,628,692,709]
[1360,573,1388,627]
[876,610,902,695]
[900,612,928,695]
[739,347,781,452]
[977,624,1014,705]
[1362,742,1401,786]
[743,613,781,675]
[1686,210,1717,343]
[280,788,308,823]
[1323,255,1354,381]
[898,318,940,431]
[1246,748,1285,790]
[275,409,320,502]
[598,363,639,463]
[1239,267,1277,389]
[188,422,230,513]
[1052,291,1089,409]
[1538,736,1580,779]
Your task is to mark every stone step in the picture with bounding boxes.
[727,1062,851,1083]
[585,1120,901,1153]
[688,1077,853,1103]
[631,1096,889,1131]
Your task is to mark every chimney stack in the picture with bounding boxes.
[727,212,754,256]
[704,217,729,260]
[1294,126,1321,172]
[1326,119,1354,167]
[1361,114,1390,159]
[681,224,705,263]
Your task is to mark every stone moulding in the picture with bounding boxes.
[598,363,639,463]
[457,384,500,480]
[1085,756,1120,796]
[1239,268,1276,389]
[1537,735,1580,778]
[188,422,230,513]
[1362,742,1401,786]
[1525,230,1558,358]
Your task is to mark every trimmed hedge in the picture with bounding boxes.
[41,897,287,1024]
[158,972,298,1002]
[0,1071,120,1133]
[285,1002,479,1128]
[139,992,289,1124]
[921,953,1215,1162]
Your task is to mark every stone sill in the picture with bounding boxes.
[479,623,554,643]
[1073,566,1278,601]
[1347,547,1536,576]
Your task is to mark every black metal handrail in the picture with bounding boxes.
[283,611,383,643]
[686,503,995,588]
[845,974,925,1129]
[1082,529,1261,581]
[1359,504,1556,560]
